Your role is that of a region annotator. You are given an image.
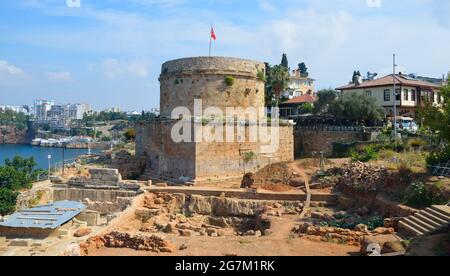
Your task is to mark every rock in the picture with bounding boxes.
[273,203,283,209]
[337,196,355,210]
[241,173,255,189]
[154,198,165,205]
[74,228,92,238]
[179,243,188,251]
[289,178,306,188]
[210,233,219,237]
[354,224,369,233]
[217,229,225,237]
[263,229,273,236]
[206,228,217,236]
[208,217,230,228]
[199,229,207,236]
[382,241,405,254]
[163,223,177,234]
[245,230,255,236]
[179,230,192,237]
[254,230,262,237]
[371,227,395,235]
[63,243,81,256]
[360,235,398,255]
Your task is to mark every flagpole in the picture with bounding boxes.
[209,25,212,57]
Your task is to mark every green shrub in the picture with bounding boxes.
[225,76,235,86]
[0,188,19,216]
[403,182,446,208]
[257,70,266,82]
[426,145,450,167]
[243,152,256,163]
[407,138,428,150]
[351,145,379,162]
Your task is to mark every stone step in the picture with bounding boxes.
[425,208,450,222]
[401,218,430,234]
[408,216,437,232]
[414,213,445,229]
[398,221,424,237]
[420,210,448,225]
[430,205,450,218]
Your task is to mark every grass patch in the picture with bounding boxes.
[239,240,252,245]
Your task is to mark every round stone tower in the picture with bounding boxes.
[159,56,266,118]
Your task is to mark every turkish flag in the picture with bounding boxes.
[211,27,217,41]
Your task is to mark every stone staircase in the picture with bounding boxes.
[398,205,450,238]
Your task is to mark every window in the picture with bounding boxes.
[404,89,409,101]
[365,91,372,97]
[437,93,441,104]
[395,89,401,101]
[384,89,391,101]
[411,89,416,102]
[431,92,435,103]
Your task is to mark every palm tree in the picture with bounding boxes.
[270,65,290,107]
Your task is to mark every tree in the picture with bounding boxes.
[124,128,137,141]
[313,89,338,115]
[281,53,289,69]
[5,156,36,175]
[328,91,385,124]
[0,166,32,190]
[299,103,313,114]
[421,84,450,166]
[0,188,19,216]
[352,71,362,83]
[264,63,274,107]
[269,65,290,107]
[298,62,308,77]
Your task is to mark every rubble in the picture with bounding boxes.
[100,232,176,253]
[321,162,389,192]
[293,222,395,246]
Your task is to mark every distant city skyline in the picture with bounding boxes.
[1,0,450,110]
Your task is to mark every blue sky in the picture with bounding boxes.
[1,0,449,110]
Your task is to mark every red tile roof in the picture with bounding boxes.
[284,94,317,104]
[336,74,441,90]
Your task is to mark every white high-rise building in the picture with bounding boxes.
[34,100,55,120]
[69,103,92,120]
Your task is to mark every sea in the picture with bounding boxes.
[0,144,101,169]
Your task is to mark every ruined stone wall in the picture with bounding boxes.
[53,187,139,202]
[294,129,363,157]
[113,151,146,180]
[159,57,265,118]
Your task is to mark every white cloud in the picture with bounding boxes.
[102,58,149,79]
[259,0,278,13]
[45,71,72,81]
[0,60,23,75]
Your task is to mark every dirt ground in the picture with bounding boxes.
[88,215,360,256]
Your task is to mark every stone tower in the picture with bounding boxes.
[135,56,294,185]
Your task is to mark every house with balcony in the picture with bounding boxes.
[336,74,443,119]
[282,69,315,100]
